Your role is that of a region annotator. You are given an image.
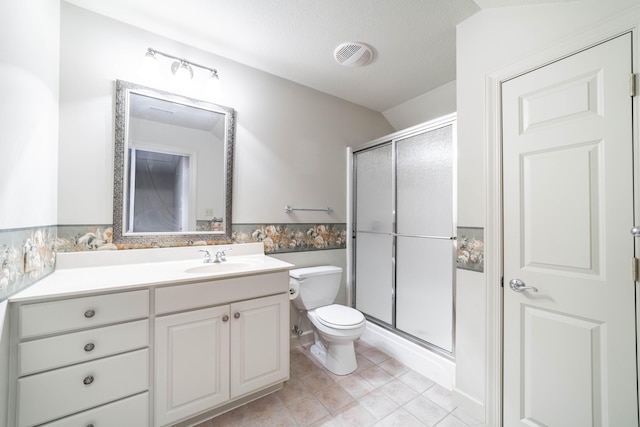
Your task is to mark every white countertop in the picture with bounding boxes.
[10,243,294,303]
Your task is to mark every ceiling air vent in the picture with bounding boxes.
[334,42,374,67]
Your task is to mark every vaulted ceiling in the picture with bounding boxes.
[64,0,571,112]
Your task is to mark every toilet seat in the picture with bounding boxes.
[315,304,365,330]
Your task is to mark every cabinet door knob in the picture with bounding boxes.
[84,309,96,318]
[222,315,229,322]
[234,312,240,319]
[83,375,95,385]
[84,343,95,352]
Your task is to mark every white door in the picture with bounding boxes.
[502,34,637,426]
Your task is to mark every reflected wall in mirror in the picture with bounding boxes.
[113,80,234,245]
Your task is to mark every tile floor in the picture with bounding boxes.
[195,340,485,427]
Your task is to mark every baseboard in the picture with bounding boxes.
[360,322,455,390]
[290,330,314,349]
[452,386,485,424]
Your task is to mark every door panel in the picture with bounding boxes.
[230,294,289,398]
[354,143,394,324]
[155,306,230,426]
[355,232,393,324]
[355,143,393,234]
[522,142,601,273]
[521,306,604,427]
[502,34,637,426]
[396,236,454,351]
[396,125,454,237]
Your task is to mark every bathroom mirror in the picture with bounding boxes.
[113,80,234,245]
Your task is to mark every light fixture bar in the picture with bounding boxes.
[146,47,218,77]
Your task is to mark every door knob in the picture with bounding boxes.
[509,278,538,293]
[631,227,640,237]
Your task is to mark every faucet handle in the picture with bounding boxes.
[198,249,212,263]
[216,247,232,262]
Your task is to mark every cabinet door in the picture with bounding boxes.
[230,293,289,398]
[155,305,230,427]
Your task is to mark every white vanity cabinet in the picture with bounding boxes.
[7,248,293,427]
[154,271,290,427]
[10,289,150,427]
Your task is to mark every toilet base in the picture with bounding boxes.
[309,339,357,376]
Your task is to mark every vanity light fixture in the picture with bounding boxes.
[171,60,194,82]
[140,47,220,88]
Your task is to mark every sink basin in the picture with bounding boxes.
[184,260,260,274]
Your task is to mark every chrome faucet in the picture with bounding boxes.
[199,248,231,263]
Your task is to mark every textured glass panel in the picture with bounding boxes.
[355,232,393,324]
[396,236,454,352]
[355,144,393,233]
[396,126,453,237]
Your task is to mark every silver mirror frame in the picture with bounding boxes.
[113,80,234,245]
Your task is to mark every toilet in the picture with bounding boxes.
[289,265,366,375]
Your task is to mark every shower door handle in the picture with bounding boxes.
[509,278,538,293]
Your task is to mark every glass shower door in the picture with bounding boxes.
[395,125,455,353]
[352,119,455,356]
[354,144,393,325]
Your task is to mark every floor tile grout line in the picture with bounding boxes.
[295,342,469,427]
[200,342,477,427]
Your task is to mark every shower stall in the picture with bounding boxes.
[351,114,456,357]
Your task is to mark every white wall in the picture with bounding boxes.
[382,80,456,131]
[0,1,59,229]
[58,3,394,227]
[454,0,639,421]
[0,0,60,422]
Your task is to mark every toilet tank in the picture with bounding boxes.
[289,265,342,310]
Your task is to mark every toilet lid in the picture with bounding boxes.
[315,304,365,329]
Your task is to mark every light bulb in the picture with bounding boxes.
[139,50,159,79]
[171,61,193,83]
[205,71,221,94]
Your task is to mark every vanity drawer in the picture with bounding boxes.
[17,348,149,427]
[18,319,149,376]
[41,392,149,427]
[19,290,149,339]
[155,271,288,315]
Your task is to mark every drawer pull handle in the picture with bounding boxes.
[222,315,229,322]
[83,375,95,385]
[87,425,94,427]
[84,343,95,352]
[84,309,96,319]
[234,312,240,319]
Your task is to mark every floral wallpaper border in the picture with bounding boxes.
[456,226,484,272]
[0,226,56,301]
[55,223,347,253]
[0,222,347,302]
